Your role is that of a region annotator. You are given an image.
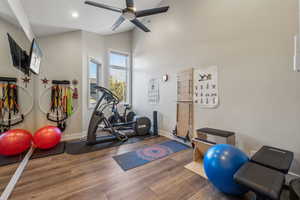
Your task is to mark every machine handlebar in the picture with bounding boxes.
[94,86,120,104]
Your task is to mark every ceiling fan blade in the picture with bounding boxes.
[131,19,150,32]
[112,16,125,31]
[85,1,122,13]
[126,0,134,8]
[135,6,169,18]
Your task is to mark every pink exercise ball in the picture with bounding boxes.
[0,129,32,156]
[33,126,62,149]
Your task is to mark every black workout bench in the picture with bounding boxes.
[234,146,299,200]
[196,128,236,145]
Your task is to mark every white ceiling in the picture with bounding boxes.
[0,1,20,27]
[19,0,163,37]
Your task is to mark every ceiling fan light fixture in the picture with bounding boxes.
[123,11,136,21]
[85,0,169,32]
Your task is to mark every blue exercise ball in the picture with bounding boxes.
[204,144,249,195]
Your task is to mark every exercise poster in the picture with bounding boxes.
[194,66,219,108]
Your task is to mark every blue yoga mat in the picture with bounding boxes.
[113,140,190,171]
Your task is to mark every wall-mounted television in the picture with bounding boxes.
[7,33,30,75]
[29,39,43,75]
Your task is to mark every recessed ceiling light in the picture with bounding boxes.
[71,12,79,18]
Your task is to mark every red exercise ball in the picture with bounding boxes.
[33,126,62,149]
[0,129,32,156]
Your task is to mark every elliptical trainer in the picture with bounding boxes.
[86,86,128,145]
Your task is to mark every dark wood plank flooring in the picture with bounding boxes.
[0,136,249,200]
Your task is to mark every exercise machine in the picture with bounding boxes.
[234,146,299,200]
[105,90,152,137]
[86,86,128,145]
[173,68,194,142]
[108,103,136,125]
[86,86,153,145]
[112,115,151,137]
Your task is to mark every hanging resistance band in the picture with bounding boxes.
[47,80,74,132]
[0,77,24,133]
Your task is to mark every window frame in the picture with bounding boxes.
[87,57,102,109]
[108,50,132,104]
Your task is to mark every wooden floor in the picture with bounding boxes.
[0,136,248,200]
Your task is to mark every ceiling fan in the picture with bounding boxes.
[84,0,170,32]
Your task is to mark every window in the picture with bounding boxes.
[88,58,101,107]
[109,51,130,103]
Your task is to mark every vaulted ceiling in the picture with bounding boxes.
[19,0,163,37]
[0,1,19,26]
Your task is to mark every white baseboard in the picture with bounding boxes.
[63,130,191,145]
[159,129,192,147]
[62,130,191,145]
[62,131,85,141]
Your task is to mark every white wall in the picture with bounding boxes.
[132,0,300,174]
[35,31,83,136]
[81,31,132,132]
[0,17,35,132]
[81,31,106,132]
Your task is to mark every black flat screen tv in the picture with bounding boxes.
[7,33,30,75]
[29,39,42,75]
